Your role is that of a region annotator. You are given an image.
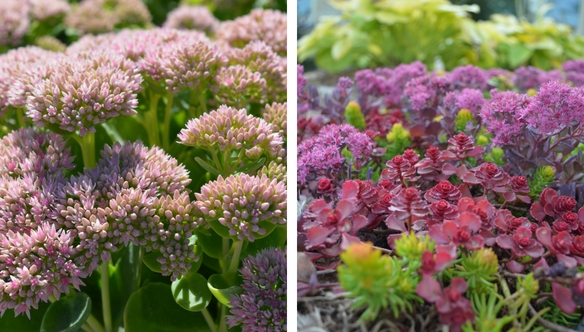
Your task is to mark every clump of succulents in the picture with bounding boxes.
[298,61,584,330]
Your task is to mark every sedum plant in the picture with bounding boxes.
[0,5,287,332]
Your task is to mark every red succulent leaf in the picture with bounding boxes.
[354,180,379,211]
[341,180,360,200]
[350,214,369,235]
[552,282,577,314]
[579,207,584,223]
[416,275,443,303]
[425,181,462,203]
[536,226,572,255]
[530,202,547,222]
[306,226,335,248]
[557,254,578,268]
[455,165,480,184]
[540,188,558,206]
[552,220,570,233]
[371,189,393,215]
[503,191,517,203]
[340,233,361,251]
[384,213,407,232]
[442,162,458,176]
[420,251,437,276]
[458,212,482,233]
[309,199,330,214]
[506,260,526,273]
[570,235,584,257]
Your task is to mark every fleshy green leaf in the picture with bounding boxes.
[194,157,222,176]
[207,274,244,307]
[171,273,212,312]
[40,292,92,332]
[124,283,211,332]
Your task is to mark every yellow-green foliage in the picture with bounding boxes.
[529,165,555,198]
[484,147,505,166]
[455,108,474,132]
[454,248,498,294]
[298,0,584,72]
[344,101,366,129]
[380,123,412,159]
[395,232,434,263]
[338,242,421,321]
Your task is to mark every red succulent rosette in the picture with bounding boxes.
[504,176,531,203]
[494,209,531,233]
[388,187,429,221]
[496,227,544,258]
[530,188,579,221]
[415,146,450,181]
[428,200,459,226]
[443,133,483,160]
[429,212,484,250]
[316,178,335,196]
[402,149,420,165]
[424,180,462,203]
[472,162,510,192]
[381,154,418,184]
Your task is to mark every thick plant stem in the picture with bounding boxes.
[227,241,244,275]
[86,314,106,332]
[218,305,228,332]
[74,132,96,170]
[201,308,219,332]
[198,94,207,115]
[16,108,25,128]
[162,93,174,151]
[100,263,113,332]
[145,93,161,147]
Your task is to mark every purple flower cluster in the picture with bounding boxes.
[163,5,219,35]
[0,0,30,47]
[563,60,584,87]
[480,90,532,146]
[513,66,563,93]
[65,0,151,36]
[450,65,488,90]
[0,129,200,317]
[25,52,142,136]
[195,174,286,242]
[228,247,287,331]
[297,124,374,183]
[442,88,485,116]
[178,105,284,162]
[522,81,584,135]
[217,9,287,56]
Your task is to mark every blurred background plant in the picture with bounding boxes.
[298,0,584,72]
[0,0,287,53]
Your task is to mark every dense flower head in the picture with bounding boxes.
[262,102,287,139]
[0,222,83,318]
[297,124,374,183]
[227,41,286,103]
[563,60,584,87]
[163,5,219,34]
[513,66,564,92]
[228,247,286,331]
[450,65,488,90]
[354,68,393,97]
[0,47,60,116]
[480,90,531,146]
[0,0,30,47]
[58,141,191,275]
[65,0,151,35]
[153,38,225,93]
[30,0,70,22]
[442,88,485,115]
[216,9,286,56]
[522,81,584,135]
[195,174,286,242]
[403,74,452,111]
[384,61,427,107]
[25,51,142,136]
[178,105,284,161]
[258,161,286,183]
[213,65,267,107]
[0,128,74,180]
